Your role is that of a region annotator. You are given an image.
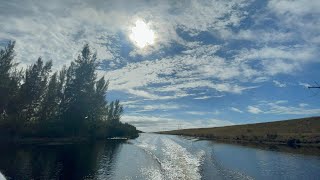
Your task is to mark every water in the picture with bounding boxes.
[0,133,319,180]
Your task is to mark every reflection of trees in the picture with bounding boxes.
[0,141,122,179]
[95,141,122,179]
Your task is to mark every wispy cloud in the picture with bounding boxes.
[106,44,260,99]
[273,80,287,88]
[121,115,234,132]
[265,102,320,115]
[230,107,243,113]
[247,106,263,114]
[139,104,183,112]
[299,103,309,107]
[1,0,319,130]
[298,82,311,88]
[248,101,320,115]
[186,111,208,116]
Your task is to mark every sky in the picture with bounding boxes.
[0,0,320,132]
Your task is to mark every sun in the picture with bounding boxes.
[129,20,155,48]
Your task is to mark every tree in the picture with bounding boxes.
[107,100,123,124]
[0,42,138,139]
[62,44,99,136]
[0,41,17,114]
[87,77,109,137]
[39,72,59,122]
[19,58,52,122]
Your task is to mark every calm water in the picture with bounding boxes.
[0,133,320,180]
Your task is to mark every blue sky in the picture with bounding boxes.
[0,0,320,132]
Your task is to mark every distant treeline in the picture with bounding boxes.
[0,41,138,139]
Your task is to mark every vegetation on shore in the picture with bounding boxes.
[160,117,320,147]
[0,41,139,140]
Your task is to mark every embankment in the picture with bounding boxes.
[160,116,320,147]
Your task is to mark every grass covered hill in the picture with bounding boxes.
[160,116,320,146]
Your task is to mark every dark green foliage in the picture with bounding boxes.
[19,58,52,122]
[0,41,21,115]
[0,42,138,139]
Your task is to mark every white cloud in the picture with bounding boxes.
[139,104,182,112]
[230,107,243,113]
[235,46,317,75]
[273,100,288,104]
[247,106,263,114]
[1,0,320,126]
[126,89,174,100]
[121,100,141,105]
[0,2,124,70]
[234,29,293,43]
[105,44,259,99]
[193,96,212,100]
[273,80,286,88]
[121,115,234,132]
[186,110,220,116]
[1,0,317,100]
[0,0,254,69]
[252,77,269,83]
[266,103,320,115]
[298,82,311,88]
[268,0,320,45]
[186,111,208,116]
[249,101,320,115]
[268,0,320,16]
[299,103,309,107]
[0,0,253,64]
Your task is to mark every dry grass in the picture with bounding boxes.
[160,116,320,146]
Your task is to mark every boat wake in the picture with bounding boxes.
[131,133,204,180]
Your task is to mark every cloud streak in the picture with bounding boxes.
[121,115,234,132]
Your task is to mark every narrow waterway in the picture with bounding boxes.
[0,133,319,180]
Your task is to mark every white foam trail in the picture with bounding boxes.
[0,172,6,180]
[161,138,204,180]
[132,134,165,180]
[131,134,205,180]
[141,167,163,180]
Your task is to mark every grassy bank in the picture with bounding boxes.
[160,117,320,147]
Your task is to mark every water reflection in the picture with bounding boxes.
[0,141,122,180]
[210,142,320,180]
[0,135,319,180]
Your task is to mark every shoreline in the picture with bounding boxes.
[159,116,320,148]
[0,137,131,145]
[159,134,320,156]
[159,132,320,148]
[176,134,320,147]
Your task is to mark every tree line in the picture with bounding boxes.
[0,41,138,139]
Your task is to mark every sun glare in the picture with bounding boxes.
[130,20,155,48]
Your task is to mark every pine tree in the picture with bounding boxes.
[40,72,59,122]
[0,41,17,114]
[62,44,98,136]
[0,42,138,139]
[107,100,123,124]
[87,77,109,137]
[19,58,52,122]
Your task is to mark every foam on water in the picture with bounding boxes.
[161,137,205,180]
[140,167,163,180]
[132,134,204,180]
[0,172,6,180]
